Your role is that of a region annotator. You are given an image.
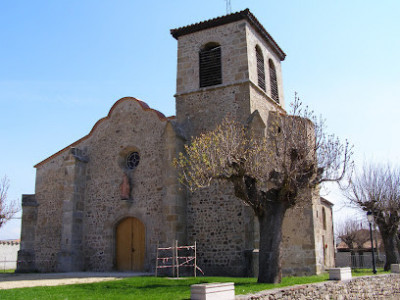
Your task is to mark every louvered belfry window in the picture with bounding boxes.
[199,43,222,88]
[269,59,279,103]
[256,46,266,91]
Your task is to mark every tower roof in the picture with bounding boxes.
[170,9,286,61]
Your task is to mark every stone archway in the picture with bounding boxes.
[116,217,145,271]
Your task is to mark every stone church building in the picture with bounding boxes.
[18,9,334,276]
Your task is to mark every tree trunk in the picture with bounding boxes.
[358,250,364,268]
[350,251,356,268]
[395,234,400,258]
[257,201,287,283]
[380,230,399,271]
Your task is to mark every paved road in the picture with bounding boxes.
[0,272,152,290]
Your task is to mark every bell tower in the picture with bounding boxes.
[171,9,286,137]
[170,10,332,277]
[170,9,290,277]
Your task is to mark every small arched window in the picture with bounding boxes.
[199,42,222,88]
[322,207,327,230]
[269,59,279,103]
[255,45,266,91]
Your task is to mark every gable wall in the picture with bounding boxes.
[80,100,169,271]
[31,99,182,272]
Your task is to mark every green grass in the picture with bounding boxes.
[0,269,15,274]
[0,270,390,300]
[352,268,389,276]
[0,274,329,300]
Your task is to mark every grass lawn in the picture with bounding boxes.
[0,274,329,300]
[0,269,15,274]
[0,269,390,300]
[352,268,389,276]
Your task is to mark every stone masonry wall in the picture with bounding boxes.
[175,19,251,138]
[79,99,178,272]
[175,20,249,95]
[25,11,334,277]
[186,181,254,276]
[246,21,285,108]
[175,19,286,136]
[176,84,251,137]
[34,155,68,272]
[314,200,335,273]
[249,85,285,129]
[237,274,400,300]
[175,16,324,277]
[249,197,333,277]
[57,149,87,272]
[281,204,317,276]
[32,98,184,272]
[17,194,37,272]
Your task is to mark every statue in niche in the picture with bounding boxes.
[120,173,131,200]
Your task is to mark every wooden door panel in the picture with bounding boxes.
[116,217,145,271]
[116,218,132,271]
[132,218,145,271]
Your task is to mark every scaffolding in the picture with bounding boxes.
[155,240,203,277]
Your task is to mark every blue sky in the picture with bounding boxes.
[1,1,399,239]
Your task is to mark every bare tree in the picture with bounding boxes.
[174,95,352,283]
[344,164,400,270]
[336,220,370,267]
[0,176,19,229]
[353,228,370,250]
[336,219,359,251]
[355,227,375,268]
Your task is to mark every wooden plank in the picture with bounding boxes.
[131,217,145,271]
[116,218,132,271]
[117,217,145,271]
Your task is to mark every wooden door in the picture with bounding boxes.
[116,217,145,271]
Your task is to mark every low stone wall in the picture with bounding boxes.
[237,274,400,300]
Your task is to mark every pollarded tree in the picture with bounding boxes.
[336,219,359,253]
[344,163,400,270]
[174,95,352,283]
[336,219,369,267]
[0,176,19,229]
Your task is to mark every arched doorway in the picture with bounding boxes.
[116,217,145,271]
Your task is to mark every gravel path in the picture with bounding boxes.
[0,272,152,290]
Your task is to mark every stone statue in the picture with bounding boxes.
[120,173,130,200]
